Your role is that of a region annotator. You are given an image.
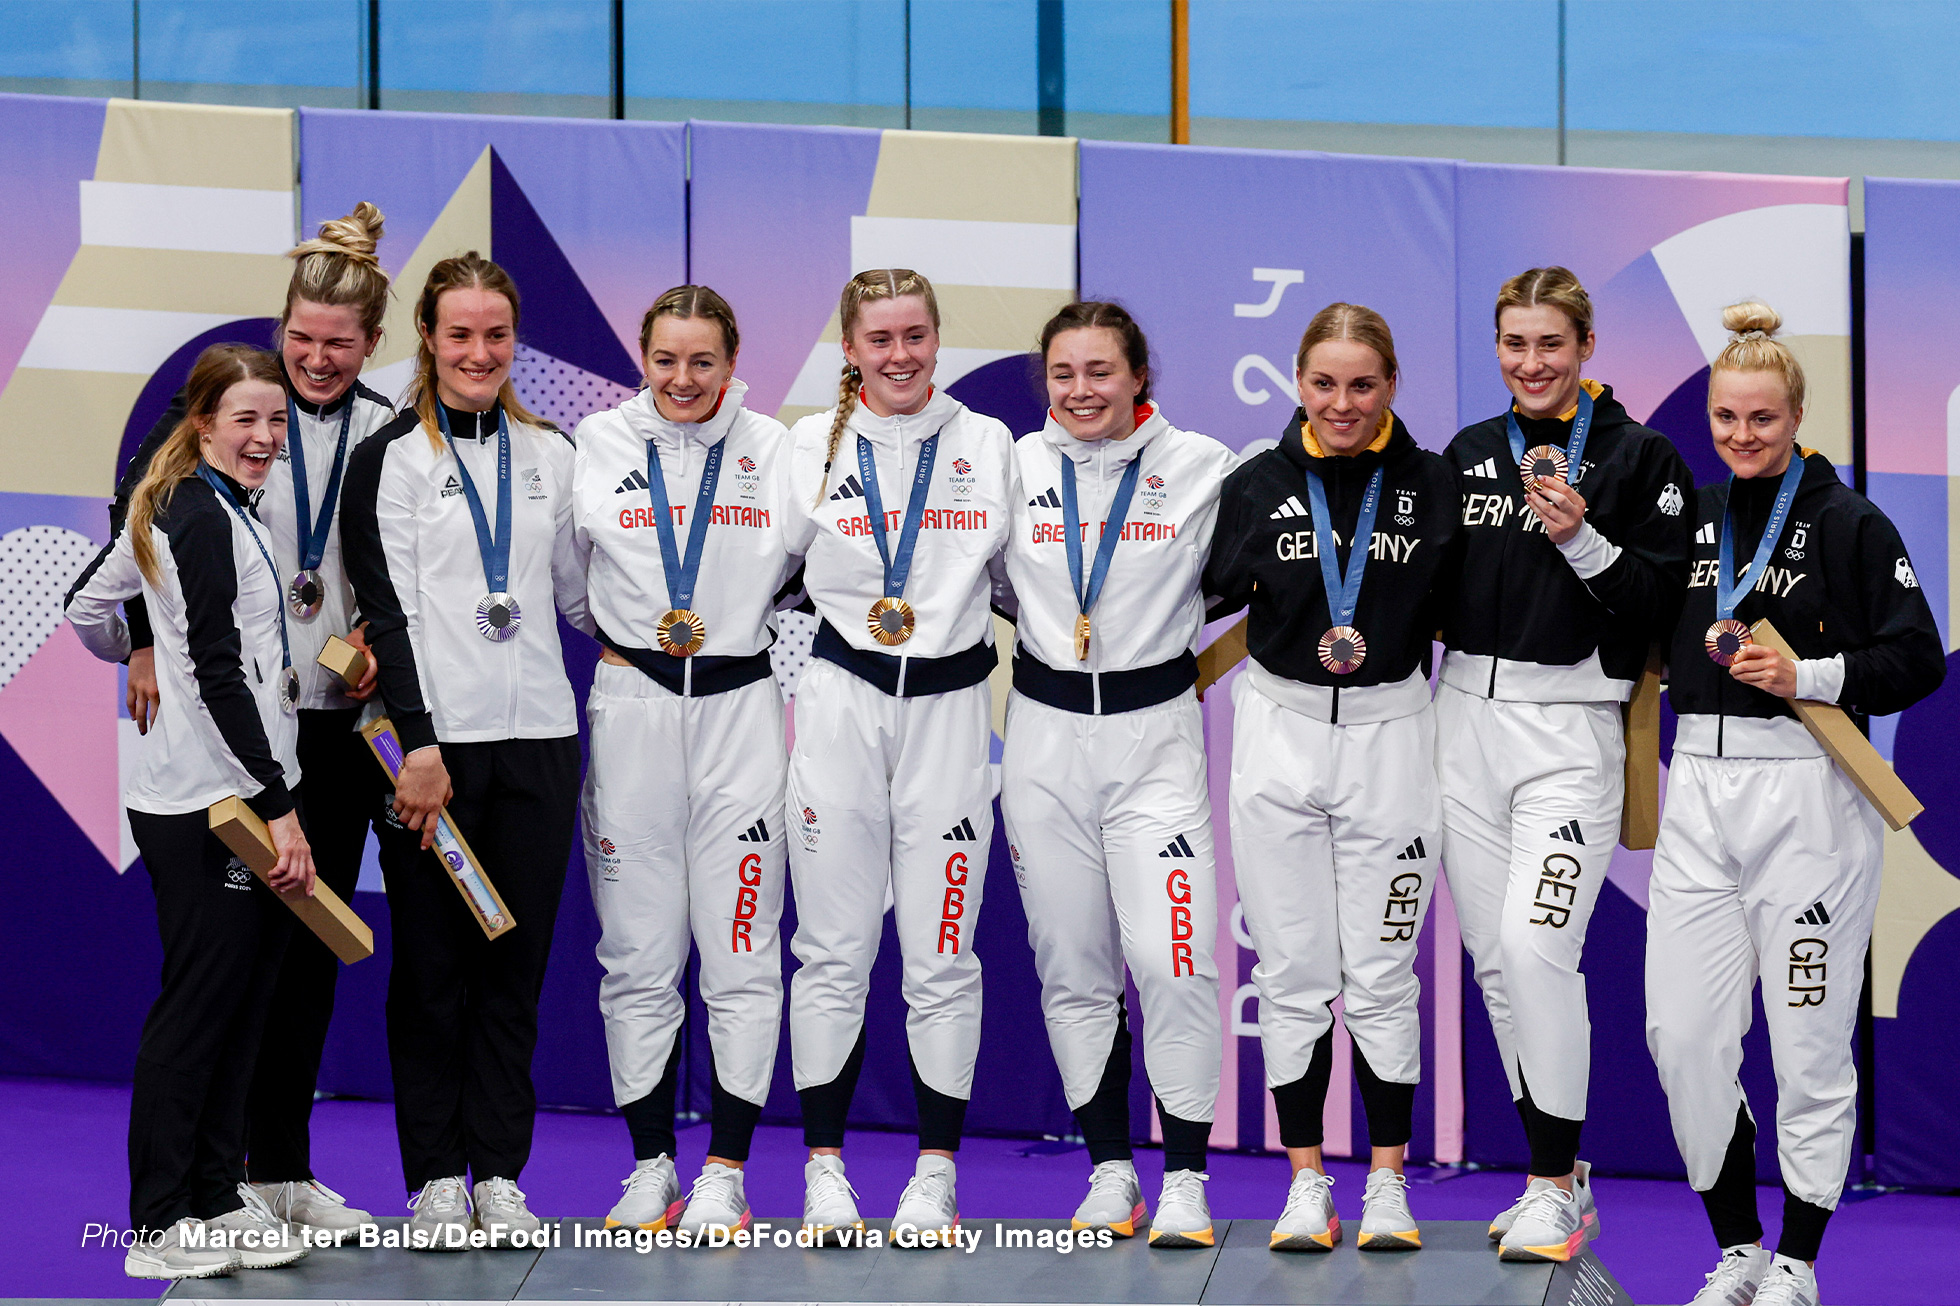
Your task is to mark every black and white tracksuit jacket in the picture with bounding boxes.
[341,403,592,752]
[65,467,299,819]
[1668,451,1944,756]
[1441,381,1693,702]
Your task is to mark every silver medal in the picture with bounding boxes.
[287,569,324,620]
[475,592,523,642]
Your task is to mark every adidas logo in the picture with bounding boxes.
[829,474,865,501]
[615,469,649,495]
[1268,495,1309,520]
[1696,522,1717,545]
[1464,457,1499,479]
[736,818,770,843]
[1548,819,1585,845]
[1158,833,1196,859]
[942,816,979,842]
[1795,900,1832,927]
[1396,837,1427,861]
[1029,487,1061,508]
[440,474,464,498]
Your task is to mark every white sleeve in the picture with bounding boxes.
[64,533,141,664]
[1556,519,1622,580]
[553,443,594,637]
[1793,654,1846,704]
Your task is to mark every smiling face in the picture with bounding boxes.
[643,314,735,424]
[1046,326,1144,443]
[197,378,289,490]
[843,294,938,418]
[1497,303,1595,421]
[283,299,379,406]
[1298,338,1395,455]
[1709,367,1801,479]
[423,286,515,412]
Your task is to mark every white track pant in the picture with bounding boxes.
[1231,676,1438,1089]
[1436,684,1623,1122]
[1000,690,1221,1124]
[582,662,787,1108]
[785,660,994,1099]
[1645,751,1882,1210]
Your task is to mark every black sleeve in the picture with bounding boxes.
[1583,435,1693,641]
[166,497,292,820]
[109,389,188,652]
[1201,469,1252,620]
[340,427,439,752]
[1839,510,1946,717]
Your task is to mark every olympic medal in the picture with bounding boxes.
[1705,618,1751,666]
[475,592,523,642]
[1074,614,1092,661]
[287,569,324,620]
[655,608,706,657]
[1318,624,1367,675]
[868,596,915,647]
[278,665,301,714]
[1519,444,1569,493]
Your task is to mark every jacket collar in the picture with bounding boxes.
[1037,401,1170,465]
[844,386,963,450]
[1279,408,1408,473]
[625,378,749,452]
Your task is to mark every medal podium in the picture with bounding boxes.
[163,1217,1632,1306]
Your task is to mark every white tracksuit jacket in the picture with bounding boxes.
[570,381,798,1109]
[999,404,1232,1124]
[780,388,1012,1100]
[340,403,591,754]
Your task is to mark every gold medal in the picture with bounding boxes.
[655,608,706,657]
[1318,625,1367,675]
[1705,618,1751,666]
[1519,444,1569,493]
[868,597,915,646]
[1074,614,1092,661]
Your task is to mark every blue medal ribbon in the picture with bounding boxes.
[644,434,727,614]
[1060,450,1142,622]
[1506,384,1595,484]
[286,397,354,574]
[437,404,513,596]
[1302,462,1384,630]
[857,431,940,601]
[1716,455,1807,621]
[197,463,295,698]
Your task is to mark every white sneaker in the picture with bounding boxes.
[1072,1160,1146,1237]
[1752,1255,1819,1306]
[802,1154,863,1246]
[203,1184,308,1269]
[891,1155,959,1246]
[1358,1167,1420,1251]
[472,1177,543,1243]
[1689,1244,1771,1305]
[252,1179,372,1233]
[1270,1169,1338,1252]
[124,1218,240,1280]
[677,1162,751,1238]
[1489,1160,1600,1241]
[406,1175,473,1252]
[607,1156,683,1230]
[1498,1180,1586,1262]
[1148,1169,1213,1247]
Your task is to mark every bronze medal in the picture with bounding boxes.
[655,608,706,657]
[1519,444,1569,493]
[1074,614,1092,662]
[1318,625,1367,675]
[868,596,915,646]
[1705,618,1751,666]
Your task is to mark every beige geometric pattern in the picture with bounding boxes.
[1874,824,1960,1019]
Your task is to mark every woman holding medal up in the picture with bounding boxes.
[1437,267,1692,1262]
[1001,302,1236,1247]
[570,285,799,1237]
[342,252,591,1246]
[782,269,1012,1243]
[1205,304,1460,1254]
[1645,304,1940,1306]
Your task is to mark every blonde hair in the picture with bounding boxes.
[1295,302,1399,381]
[126,345,287,584]
[1709,300,1806,414]
[282,201,391,342]
[639,284,740,361]
[813,269,941,505]
[408,251,551,452]
[1495,265,1594,341]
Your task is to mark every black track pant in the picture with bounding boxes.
[377,735,579,1191]
[128,808,293,1230]
[246,707,386,1183]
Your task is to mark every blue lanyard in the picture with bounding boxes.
[645,434,726,614]
[437,404,512,595]
[197,464,292,674]
[1717,456,1806,621]
[1060,449,1142,619]
[1302,462,1384,630]
[286,397,354,573]
[857,432,940,600]
[1506,384,1595,483]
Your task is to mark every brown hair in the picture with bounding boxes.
[281,201,391,342]
[126,345,287,584]
[1295,302,1399,381]
[1038,301,1153,403]
[1494,265,1594,340]
[408,251,551,451]
[1709,300,1807,414]
[814,269,941,505]
[639,284,740,362]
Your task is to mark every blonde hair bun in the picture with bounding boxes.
[1709,299,1805,412]
[1721,300,1781,340]
[293,200,384,266]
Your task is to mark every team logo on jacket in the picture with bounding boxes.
[734,456,760,498]
[1786,524,1807,560]
[1897,557,1920,589]
[946,460,976,501]
[1658,483,1684,517]
[798,805,821,850]
[1139,475,1169,515]
[738,456,756,473]
[441,474,465,498]
[1394,489,1416,526]
[523,467,547,500]
[952,458,972,475]
[596,836,622,881]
